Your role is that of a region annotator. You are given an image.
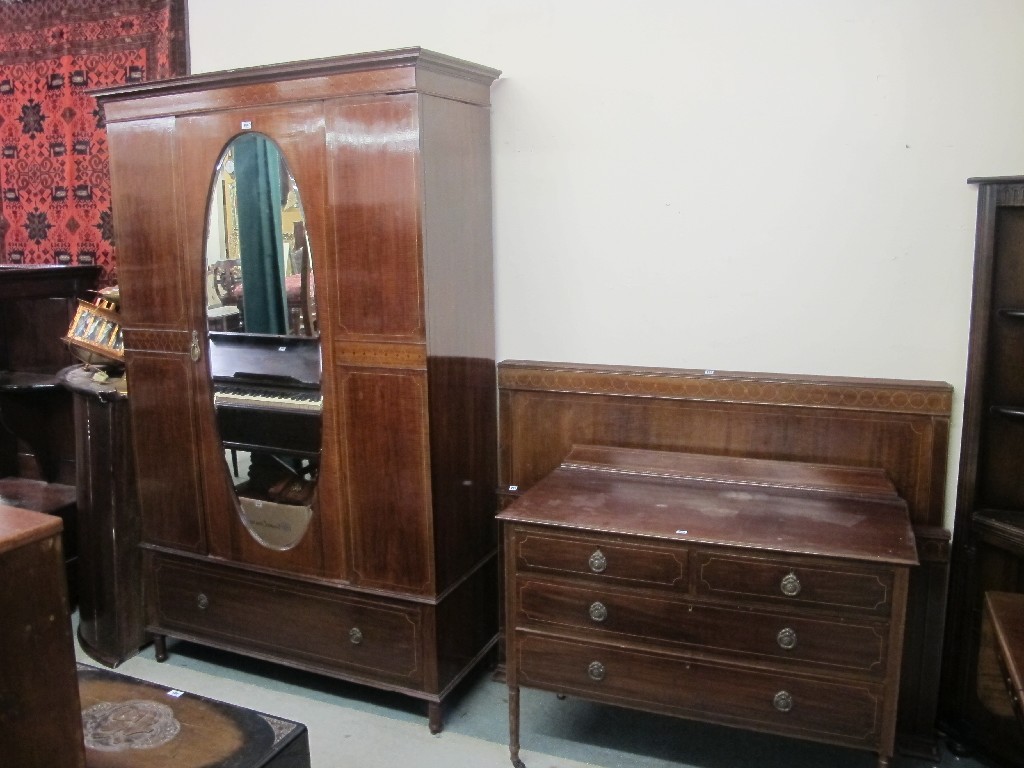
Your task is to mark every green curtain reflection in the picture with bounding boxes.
[234,134,288,335]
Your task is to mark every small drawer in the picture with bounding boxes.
[514,633,883,748]
[696,551,894,615]
[515,578,889,674]
[150,556,423,686]
[510,528,687,588]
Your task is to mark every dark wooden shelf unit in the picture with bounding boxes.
[985,591,1024,731]
[0,264,99,482]
[943,176,1024,765]
[0,264,99,603]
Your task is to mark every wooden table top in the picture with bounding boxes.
[497,445,919,565]
[0,503,62,555]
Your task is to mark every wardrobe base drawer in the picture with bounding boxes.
[149,554,423,687]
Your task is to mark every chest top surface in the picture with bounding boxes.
[0,504,63,555]
[497,445,918,566]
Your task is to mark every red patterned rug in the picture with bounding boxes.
[0,0,188,286]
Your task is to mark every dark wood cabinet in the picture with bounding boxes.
[63,365,146,667]
[94,48,500,730]
[0,504,84,767]
[499,445,918,768]
[944,178,1024,765]
[0,264,100,603]
[0,264,98,483]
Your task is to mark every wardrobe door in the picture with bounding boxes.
[339,366,433,594]
[173,104,336,577]
[326,95,434,594]
[106,117,206,552]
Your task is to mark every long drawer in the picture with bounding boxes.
[515,632,884,747]
[515,577,889,674]
[149,555,423,687]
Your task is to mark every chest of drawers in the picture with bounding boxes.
[497,446,918,768]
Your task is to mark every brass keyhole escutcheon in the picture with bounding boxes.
[587,661,606,681]
[780,571,801,597]
[588,549,607,573]
[776,627,797,650]
[589,601,608,622]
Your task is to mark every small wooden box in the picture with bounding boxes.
[63,299,123,365]
[77,664,311,767]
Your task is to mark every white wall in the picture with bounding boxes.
[186,1,1024,526]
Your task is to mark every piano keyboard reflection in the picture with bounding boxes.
[214,385,322,413]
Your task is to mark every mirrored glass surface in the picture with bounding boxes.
[204,134,321,550]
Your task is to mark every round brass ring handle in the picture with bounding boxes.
[349,627,363,645]
[196,593,209,611]
[773,690,794,712]
[588,549,608,573]
[587,661,606,681]
[589,601,608,622]
[776,627,797,650]
[780,572,802,597]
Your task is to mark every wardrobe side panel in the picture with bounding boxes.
[419,94,498,590]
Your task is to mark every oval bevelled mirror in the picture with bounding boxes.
[204,132,321,551]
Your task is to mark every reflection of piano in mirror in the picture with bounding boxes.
[208,331,322,506]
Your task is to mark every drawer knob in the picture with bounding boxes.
[773,690,794,712]
[196,593,209,611]
[349,627,363,645]
[776,627,798,650]
[779,572,802,597]
[588,549,608,573]
[588,601,608,622]
[587,661,606,681]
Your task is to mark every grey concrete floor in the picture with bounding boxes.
[73,622,997,768]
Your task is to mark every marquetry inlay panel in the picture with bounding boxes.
[334,340,427,370]
[122,328,192,355]
[497,361,952,416]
